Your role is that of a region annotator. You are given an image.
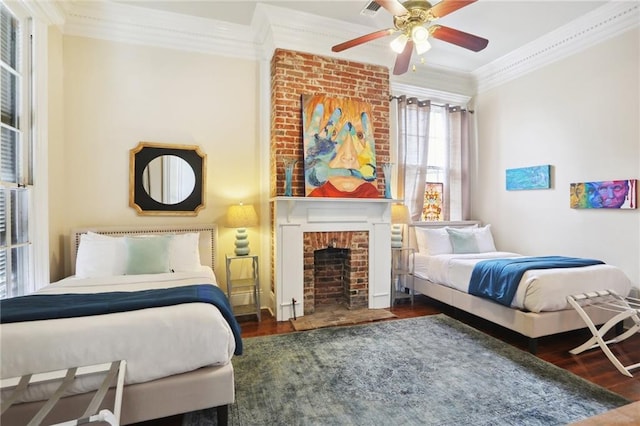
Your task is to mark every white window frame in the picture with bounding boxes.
[3,0,51,294]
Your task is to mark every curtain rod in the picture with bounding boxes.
[389,95,474,113]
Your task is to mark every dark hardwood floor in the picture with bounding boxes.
[138,295,640,425]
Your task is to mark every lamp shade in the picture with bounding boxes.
[226,204,258,228]
[390,33,408,54]
[391,204,410,224]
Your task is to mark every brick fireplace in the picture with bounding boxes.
[269,49,392,321]
[272,197,391,321]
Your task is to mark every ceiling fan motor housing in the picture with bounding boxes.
[393,0,434,34]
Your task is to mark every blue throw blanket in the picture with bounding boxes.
[468,256,604,307]
[0,284,243,355]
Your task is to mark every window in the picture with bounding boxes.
[1,2,35,298]
[394,93,469,222]
[423,103,468,222]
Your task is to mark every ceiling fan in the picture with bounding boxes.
[331,0,489,75]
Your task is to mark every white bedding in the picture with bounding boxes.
[414,252,632,312]
[1,267,235,404]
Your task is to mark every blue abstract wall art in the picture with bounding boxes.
[506,165,551,191]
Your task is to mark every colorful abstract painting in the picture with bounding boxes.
[506,165,551,190]
[570,179,637,209]
[422,182,443,221]
[302,94,378,198]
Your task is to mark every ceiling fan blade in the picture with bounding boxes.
[429,0,477,19]
[393,39,414,75]
[430,25,488,52]
[331,28,395,52]
[375,0,409,16]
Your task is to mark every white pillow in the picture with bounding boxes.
[414,227,453,255]
[75,233,127,278]
[169,232,202,272]
[473,224,497,252]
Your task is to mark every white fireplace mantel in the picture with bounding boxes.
[271,197,394,321]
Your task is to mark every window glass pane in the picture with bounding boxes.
[10,245,29,297]
[11,188,27,244]
[1,127,18,183]
[0,3,19,69]
[1,68,19,127]
[427,106,446,170]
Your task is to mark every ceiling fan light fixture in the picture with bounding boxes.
[331,0,488,75]
[411,25,429,43]
[390,33,409,54]
[415,39,431,55]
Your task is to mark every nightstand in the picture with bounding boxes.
[225,254,261,321]
[391,247,415,307]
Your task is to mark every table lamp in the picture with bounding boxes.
[391,204,410,248]
[227,203,258,256]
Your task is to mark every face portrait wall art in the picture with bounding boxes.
[302,94,378,198]
[570,179,637,209]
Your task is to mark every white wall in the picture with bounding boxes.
[51,36,261,281]
[473,28,640,288]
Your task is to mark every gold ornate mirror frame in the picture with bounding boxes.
[129,142,207,216]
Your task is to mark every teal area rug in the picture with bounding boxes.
[183,314,629,426]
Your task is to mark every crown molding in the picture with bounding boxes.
[58,1,639,95]
[61,0,260,60]
[6,0,65,25]
[473,1,640,93]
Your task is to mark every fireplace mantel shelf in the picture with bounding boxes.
[271,197,399,225]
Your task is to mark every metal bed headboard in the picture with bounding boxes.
[69,224,218,276]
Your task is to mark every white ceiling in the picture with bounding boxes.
[117,0,610,73]
[54,0,636,93]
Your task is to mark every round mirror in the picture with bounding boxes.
[130,142,206,216]
[142,155,196,205]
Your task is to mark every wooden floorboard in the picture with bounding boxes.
[135,295,640,425]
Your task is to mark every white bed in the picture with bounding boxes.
[1,224,237,425]
[409,222,633,352]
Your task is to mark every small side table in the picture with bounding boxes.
[225,254,261,321]
[391,247,415,307]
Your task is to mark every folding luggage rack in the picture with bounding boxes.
[567,290,640,377]
[1,360,126,425]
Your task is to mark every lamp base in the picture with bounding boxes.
[234,228,251,256]
[391,224,403,248]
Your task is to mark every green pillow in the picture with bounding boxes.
[446,228,479,254]
[125,236,170,275]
